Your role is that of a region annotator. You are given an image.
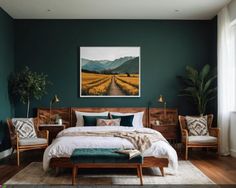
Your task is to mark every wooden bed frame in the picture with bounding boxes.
[50,156,168,176]
[38,107,169,175]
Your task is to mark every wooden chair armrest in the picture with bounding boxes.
[10,132,17,142]
[181,129,188,144]
[181,129,188,136]
[209,128,220,138]
[16,132,19,148]
[33,117,39,131]
[9,131,18,149]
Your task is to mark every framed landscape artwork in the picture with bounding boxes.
[80,47,140,97]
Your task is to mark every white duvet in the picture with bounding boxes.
[43,126,178,172]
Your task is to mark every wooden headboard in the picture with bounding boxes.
[37,107,149,128]
[70,107,149,127]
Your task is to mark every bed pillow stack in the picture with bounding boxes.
[111,115,134,127]
[110,111,144,128]
[75,111,109,126]
[75,111,144,127]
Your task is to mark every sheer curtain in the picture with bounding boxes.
[217,6,236,156]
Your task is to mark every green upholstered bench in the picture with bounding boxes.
[70,148,143,185]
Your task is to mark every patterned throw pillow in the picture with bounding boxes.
[186,116,209,136]
[12,118,37,139]
[97,118,121,126]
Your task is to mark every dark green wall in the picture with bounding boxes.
[14,19,217,117]
[0,8,14,151]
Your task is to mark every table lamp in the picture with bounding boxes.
[49,95,60,123]
[158,95,166,118]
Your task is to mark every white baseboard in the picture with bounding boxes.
[230,149,236,158]
[0,148,12,160]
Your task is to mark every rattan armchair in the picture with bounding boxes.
[7,118,49,166]
[178,114,220,160]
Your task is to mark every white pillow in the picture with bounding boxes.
[110,111,144,128]
[75,111,109,126]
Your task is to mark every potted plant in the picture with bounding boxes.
[9,66,51,117]
[177,64,217,116]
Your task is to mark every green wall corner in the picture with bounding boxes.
[0,8,14,151]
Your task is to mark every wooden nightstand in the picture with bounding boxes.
[149,108,179,143]
[39,124,65,144]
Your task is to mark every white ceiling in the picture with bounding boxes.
[0,0,231,20]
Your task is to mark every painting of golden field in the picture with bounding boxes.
[80,47,140,97]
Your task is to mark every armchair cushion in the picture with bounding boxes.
[188,136,217,144]
[186,116,209,136]
[18,138,47,146]
[12,118,37,139]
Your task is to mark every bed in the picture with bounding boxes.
[42,107,178,175]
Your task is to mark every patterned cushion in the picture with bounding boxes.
[97,118,121,126]
[12,118,37,139]
[186,116,209,136]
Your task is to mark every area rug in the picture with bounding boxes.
[5,161,214,185]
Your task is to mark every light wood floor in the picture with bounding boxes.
[0,149,236,184]
[190,152,236,184]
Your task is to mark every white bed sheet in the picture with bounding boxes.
[43,126,178,173]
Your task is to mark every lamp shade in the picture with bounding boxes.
[158,95,164,103]
[51,95,60,104]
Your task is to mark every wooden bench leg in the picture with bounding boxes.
[72,166,77,185]
[55,167,60,176]
[137,165,143,185]
[185,146,189,160]
[159,167,164,176]
[137,166,140,177]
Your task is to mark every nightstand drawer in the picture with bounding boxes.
[39,124,65,144]
[161,132,177,139]
[152,125,177,133]
[149,108,178,142]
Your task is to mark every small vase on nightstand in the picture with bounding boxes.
[58,119,62,125]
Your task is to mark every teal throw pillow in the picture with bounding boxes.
[83,115,109,126]
[111,115,134,127]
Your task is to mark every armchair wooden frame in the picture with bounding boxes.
[7,118,49,166]
[178,114,220,160]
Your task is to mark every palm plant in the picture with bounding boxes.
[9,66,51,117]
[178,64,217,115]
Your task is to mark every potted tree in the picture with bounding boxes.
[178,64,217,116]
[9,66,51,117]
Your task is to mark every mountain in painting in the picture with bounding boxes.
[81,58,91,66]
[103,56,135,70]
[81,56,139,74]
[111,57,139,74]
[82,61,106,72]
